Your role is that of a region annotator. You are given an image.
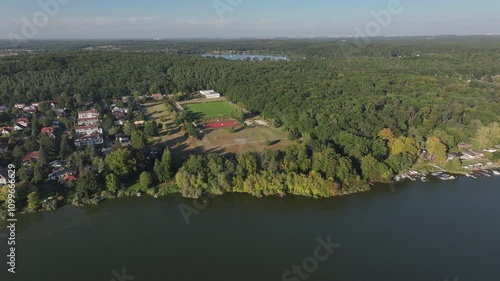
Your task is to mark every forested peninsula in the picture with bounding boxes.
[0,37,499,214]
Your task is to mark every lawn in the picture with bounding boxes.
[184,102,236,120]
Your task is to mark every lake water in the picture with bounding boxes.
[3,176,500,281]
[202,53,288,61]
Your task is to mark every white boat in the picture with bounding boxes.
[465,174,477,179]
[492,170,500,176]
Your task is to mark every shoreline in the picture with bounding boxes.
[6,167,499,217]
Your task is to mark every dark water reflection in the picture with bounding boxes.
[3,177,499,281]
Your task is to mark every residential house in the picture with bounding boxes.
[41,127,55,137]
[77,117,100,126]
[122,96,130,103]
[14,103,25,109]
[0,127,12,135]
[78,110,99,119]
[15,117,29,127]
[0,105,9,113]
[63,174,78,182]
[23,106,37,114]
[113,111,125,119]
[118,136,130,143]
[111,106,127,114]
[74,134,104,148]
[49,160,66,169]
[31,102,40,108]
[48,169,75,181]
[22,151,39,164]
[151,93,164,100]
[75,125,103,135]
[13,124,26,131]
[114,120,125,126]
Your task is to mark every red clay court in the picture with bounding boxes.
[204,121,238,129]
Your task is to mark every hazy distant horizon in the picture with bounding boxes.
[1,34,499,41]
[1,0,499,40]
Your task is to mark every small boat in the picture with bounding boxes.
[465,174,477,179]
[492,170,500,176]
[420,177,429,182]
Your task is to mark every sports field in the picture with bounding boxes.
[184,102,235,120]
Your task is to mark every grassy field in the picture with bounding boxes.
[144,101,293,156]
[184,102,236,120]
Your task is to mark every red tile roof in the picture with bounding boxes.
[64,175,78,182]
[23,151,39,162]
[0,126,13,133]
[41,127,54,134]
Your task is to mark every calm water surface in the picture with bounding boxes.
[202,53,288,61]
[2,177,500,281]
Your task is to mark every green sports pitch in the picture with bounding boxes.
[184,102,237,120]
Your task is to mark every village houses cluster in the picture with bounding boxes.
[0,95,133,186]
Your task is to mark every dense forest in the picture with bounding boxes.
[0,38,499,207]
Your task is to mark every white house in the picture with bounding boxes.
[77,117,100,126]
[78,110,99,119]
[75,125,103,135]
[200,90,221,99]
[75,134,104,148]
[13,124,26,131]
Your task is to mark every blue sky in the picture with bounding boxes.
[1,0,499,39]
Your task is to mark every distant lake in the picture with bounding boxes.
[7,176,500,281]
[201,53,288,61]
